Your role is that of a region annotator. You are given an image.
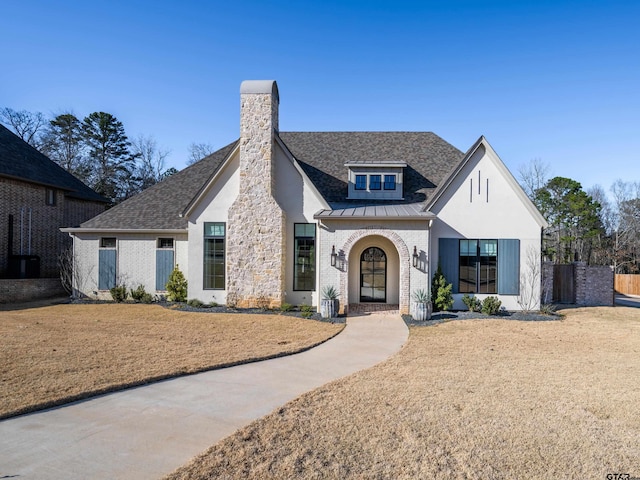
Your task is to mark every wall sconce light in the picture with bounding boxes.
[412,246,419,268]
[331,245,337,267]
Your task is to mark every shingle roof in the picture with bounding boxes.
[0,124,108,203]
[79,141,238,230]
[279,132,464,208]
[77,132,464,230]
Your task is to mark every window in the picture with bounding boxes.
[369,174,381,190]
[458,239,497,293]
[439,238,520,295]
[384,175,396,190]
[45,188,56,206]
[157,238,174,249]
[156,238,174,291]
[100,237,116,248]
[204,222,225,289]
[98,237,117,290]
[294,223,316,291]
[355,175,367,190]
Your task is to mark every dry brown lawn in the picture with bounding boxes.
[167,307,640,480]
[0,302,343,419]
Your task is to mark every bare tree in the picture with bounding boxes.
[517,245,542,312]
[131,135,171,189]
[0,107,46,147]
[610,180,640,273]
[59,245,94,298]
[187,142,215,165]
[518,158,551,201]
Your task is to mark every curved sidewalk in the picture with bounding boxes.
[0,314,408,480]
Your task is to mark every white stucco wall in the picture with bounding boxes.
[273,142,326,307]
[429,143,544,310]
[186,151,240,304]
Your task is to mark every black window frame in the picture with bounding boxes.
[203,222,226,290]
[369,174,382,190]
[355,175,367,190]
[293,223,316,291]
[458,239,498,294]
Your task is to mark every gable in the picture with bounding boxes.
[428,137,547,237]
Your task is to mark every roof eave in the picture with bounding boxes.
[61,228,188,234]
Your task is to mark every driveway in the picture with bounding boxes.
[0,314,408,479]
[616,294,640,308]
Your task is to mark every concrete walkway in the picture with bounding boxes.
[0,314,408,479]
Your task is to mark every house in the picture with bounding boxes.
[63,80,547,313]
[0,124,108,280]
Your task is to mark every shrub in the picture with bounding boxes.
[300,303,314,318]
[280,302,293,312]
[166,265,188,302]
[140,293,154,304]
[130,285,147,302]
[540,303,557,315]
[462,293,482,312]
[209,301,219,307]
[481,296,502,315]
[431,265,453,312]
[412,289,431,303]
[109,285,128,303]
[187,298,204,308]
[321,285,339,300]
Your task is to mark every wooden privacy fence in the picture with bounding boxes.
[615,274,640,296]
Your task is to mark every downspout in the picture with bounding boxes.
[20,207,24,255]
[28,208,32,255]
[7,214,13,258]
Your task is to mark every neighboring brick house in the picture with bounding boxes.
[0,124,108,278]
[65,80,547,313]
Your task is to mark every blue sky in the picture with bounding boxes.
[1,0,638,194]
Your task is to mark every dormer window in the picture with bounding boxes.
[346,161,406,200]
[384,175,396,190]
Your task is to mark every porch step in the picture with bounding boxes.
[348,303,400,315]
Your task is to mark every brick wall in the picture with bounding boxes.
[1,177,105,278]
[542,262,614,307]
[0,278,66,303]
[575,262,615,307]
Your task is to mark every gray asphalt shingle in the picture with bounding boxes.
[79,132,464,229]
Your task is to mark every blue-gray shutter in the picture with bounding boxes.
[156,250,174,291]
[98,249,116,290]
[498,239,520,295]
[438,238,459,294]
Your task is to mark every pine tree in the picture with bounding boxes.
[431,265,453,312]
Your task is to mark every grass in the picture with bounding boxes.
[0,302,343,419]
[166,307,640,480]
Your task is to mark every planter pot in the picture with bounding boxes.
[412,301,432,321]
[320,298,338,318]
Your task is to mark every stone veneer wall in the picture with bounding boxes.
[226,81,286,308]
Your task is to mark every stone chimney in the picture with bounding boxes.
[226,80,286,308]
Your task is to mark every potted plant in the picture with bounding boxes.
[412,288,432,321]
[320,285,339,319]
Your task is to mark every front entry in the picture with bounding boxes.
[360,247,386,302]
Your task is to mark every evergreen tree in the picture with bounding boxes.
[534,176,603,264]
[431,265,453,312]
[82,112,138,204]
[40,113,89,182]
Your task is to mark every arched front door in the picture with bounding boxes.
[360,247,386,302]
